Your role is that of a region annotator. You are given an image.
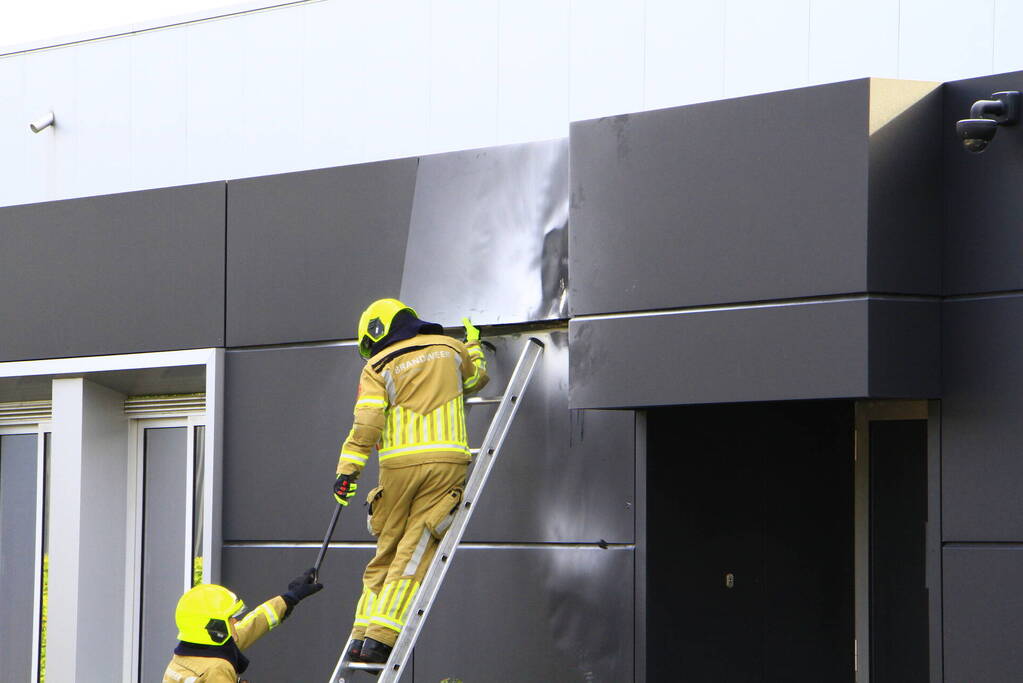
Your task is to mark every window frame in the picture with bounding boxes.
[0,348,224,683]
[123,414,207,682]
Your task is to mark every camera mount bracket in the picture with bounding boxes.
[970,91,1021,125]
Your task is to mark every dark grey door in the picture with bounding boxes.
[648,402,854,683]
[869,420,928,683]
[649,411,764,682]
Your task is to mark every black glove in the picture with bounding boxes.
[334,472,359,506]
[282,567,323,606]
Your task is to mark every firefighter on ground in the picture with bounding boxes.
[333,298,488,664]
[163,569,323,682]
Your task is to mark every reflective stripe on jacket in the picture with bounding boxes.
[338,334,488,474]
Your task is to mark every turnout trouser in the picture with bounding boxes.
[351,461,465,647]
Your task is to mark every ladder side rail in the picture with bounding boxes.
[375,338,544,683]
[328,635,356,682]
[460,338,544,512]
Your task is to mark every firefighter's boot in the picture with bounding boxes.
[360,637,392,663]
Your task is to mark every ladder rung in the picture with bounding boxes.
[466,395,503,405]
[470,448,480,455]
[347,662,386,672]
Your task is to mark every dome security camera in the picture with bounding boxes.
[955,91,1020,154]
[956,118,999,153]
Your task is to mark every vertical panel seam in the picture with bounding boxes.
[896,0,902,78]
[990,0,997,74]
[934,401,944,683]
[641,0,647,111]
[223,182,228,347]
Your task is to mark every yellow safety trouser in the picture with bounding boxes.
[351,461,465,647]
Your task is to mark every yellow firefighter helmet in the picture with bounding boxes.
[174,584,246,646]
[357,298,418,359]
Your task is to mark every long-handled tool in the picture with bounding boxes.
[312,503,343,583]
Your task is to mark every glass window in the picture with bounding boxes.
[192,425,205,586]
[0,434,41,682]
[139,426,188,683]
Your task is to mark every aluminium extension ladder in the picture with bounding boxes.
[328,337,545,683]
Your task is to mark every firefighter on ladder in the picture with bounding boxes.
[333,298,488,664]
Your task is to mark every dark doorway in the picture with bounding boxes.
[646,401,854,683]
[869,419,928,683]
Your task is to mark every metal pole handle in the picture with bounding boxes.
[313,503,343,582]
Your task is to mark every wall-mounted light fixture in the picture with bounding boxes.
[956,91,1020,153]
[29,111,55,133]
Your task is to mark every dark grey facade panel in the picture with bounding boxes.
[570,298,940,409]
[401,140,569,326]
[415,547,634,682]
[569,300,872,409]
[226,159,417,347]
[867,84,943,295]
[223,344,371,543]
[0,183,225,361]
[868,299,941,398]
[943,546,1023,683]
[569,79,871,317]
[221,546,376,682]
[943,69,1023,295]
[224,331,634,545]
[941,296,1023,541]
[461,332,635,544]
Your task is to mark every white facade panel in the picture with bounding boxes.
[21,47,77,205]
[569,0,645,121]
[301,0,370,169]
[75,39,132,199]
[428,0,499,153]
[0,56,28,208]
[808,0,899,84]
[3,0,1023,209]
[724,0,811,98]
[130,29,189,191]
[993,0,1023,76]
[235,8,307,178]
[644,0,726,110]
[186,18,247,183]
[497,0,569,144]
[899,0,995,82]
[358,0,431,162]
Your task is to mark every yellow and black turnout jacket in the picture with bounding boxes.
[337,334,488,475]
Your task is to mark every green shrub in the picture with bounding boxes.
[39,554,48,682]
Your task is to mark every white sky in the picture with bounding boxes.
[0,0,258,50]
